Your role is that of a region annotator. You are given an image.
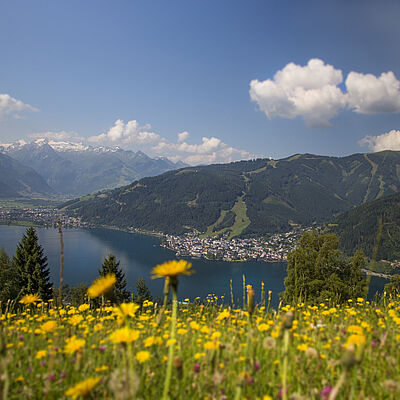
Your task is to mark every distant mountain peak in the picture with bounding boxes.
[0,138,188,197]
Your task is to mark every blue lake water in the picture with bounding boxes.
[0,225,388,308]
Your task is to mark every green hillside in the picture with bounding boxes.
[63,150,400,237]
[329,192,400,263]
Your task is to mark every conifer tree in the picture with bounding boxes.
[135,277,153,306]
[98,254,130,302]
[0,248,19,304]
[13,227,52,301]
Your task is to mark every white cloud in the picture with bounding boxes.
[359,130,400,151]
[249,59,346,128]
[177,131,189,142]
[346,71,400,114]
[28,130,81,141]
[85,119,254,165]
[0,93,39,119]
[250,59,400,127]
[152,136,253,165]
[87,119,161,146]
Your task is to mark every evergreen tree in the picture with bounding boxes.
[281,231,369,304]
[384,274,400,298]
[13,227,52,301]
[135,277,153,306]
[0,248,19,304]
[98,254,130,302]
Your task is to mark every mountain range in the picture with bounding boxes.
[0,139,186,197]
[63,150,400,237]
[0,152,54,198]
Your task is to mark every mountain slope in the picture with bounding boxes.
[329,192,400,262]
[1,139,186,196]
[63,150,400,236]
[0,153,54,197]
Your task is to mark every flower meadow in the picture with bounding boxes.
[1,262,400,399]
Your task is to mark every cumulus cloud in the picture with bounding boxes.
[177,131,189,142]
[250,59,400,127]
[346,71,400,114]
[152,136,253,165]
[0,93,39,119]
[87,119,161,146]
[85,119,253,165]
[249,59,346,128]
[359,130,400,151]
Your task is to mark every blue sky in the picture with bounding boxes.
[1,0,400,164]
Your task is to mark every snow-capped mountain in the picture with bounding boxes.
[0,139,187,197]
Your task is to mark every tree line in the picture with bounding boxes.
[0,227,153,308]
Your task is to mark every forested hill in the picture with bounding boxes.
[63,150,400,237]
[330,192,400,262]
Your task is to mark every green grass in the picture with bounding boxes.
[0,199,61,208]
[2,290,400,399]
[228,195,251,239]
[201,195,251,239]
[201,210,228,238]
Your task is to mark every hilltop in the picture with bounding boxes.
[63,150,400,237]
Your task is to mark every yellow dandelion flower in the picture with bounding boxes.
[65,376,100,399]
[78,304,90,312]
[144,336,156,347]
[194,352,205,360]
[87,274,116,298]
[68,315,83,326]
[204,340,219,350]
[177,328,188,335]
[41,320,57,333]
[217,310,230,320]
[200,326,210,334]
[64,336,86,355]
[151,260,194,279]
[211,331,221,339]
[14,376,24,382]
[347,325,363,335]
[345,334,366,348]
[94,323,103,332]
[136,351,150,363]
[297,343,308,352]
[19,294,42,305]
[257,323,270,332]
[189,321,200,330]
[35,350,47,359]
[109,326,140,344]
[95,365,109,372]
[118,303,140,317]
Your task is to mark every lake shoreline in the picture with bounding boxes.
[0,221,393,276]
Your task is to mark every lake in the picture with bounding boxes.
[0,225,388,308]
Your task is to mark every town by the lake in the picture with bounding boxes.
[0,204,308,262]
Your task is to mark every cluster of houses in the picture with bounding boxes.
[161,229,309,262]
[0,206,85,228]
